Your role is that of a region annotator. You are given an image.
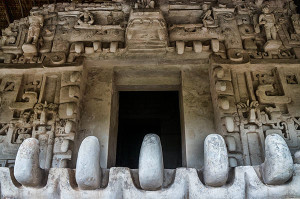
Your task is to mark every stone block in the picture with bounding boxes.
[110,41,118,53]
[60,86,80,103]
[139,134,164,190]
[93,41,102,52]
[216,81,227,92]
[176,41,185,55]
[214,66,225,79]
[193,41,202,53]
[76,136,101,190]
[59,102,77,119]
[218,98,230,110]
[229,157,238,167]
[75,42,84,54]
[224,117,234,132]
[14,138,43,187]
[85,47,94,54]
[262,134,293,185]
[65,120,75,134]
[225,136,236,151]
[211,39,219,53]
[203,134,229,187]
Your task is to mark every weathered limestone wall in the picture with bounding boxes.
[73,62,115,168]
[1,1,300,197]
[181,66,215,168]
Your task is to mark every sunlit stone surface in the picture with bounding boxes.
[203,134,229,187]
[76,136,102,190]
[139,134,164,190]
[262,134,293,185]
[14,138,43,187]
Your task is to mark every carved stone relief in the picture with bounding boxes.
[0,1,300,198]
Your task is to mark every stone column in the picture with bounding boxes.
[181,66,216,168]
[74,63,116,168]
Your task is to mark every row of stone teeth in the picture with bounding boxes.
[13,133,294,190]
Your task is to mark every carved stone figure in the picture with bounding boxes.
[26,14,44,45]
[77,10,94,25]
[259,6,277,40]
[0,1,299,198]
[202,4,214,27]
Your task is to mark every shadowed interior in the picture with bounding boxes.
[116,91,182,169]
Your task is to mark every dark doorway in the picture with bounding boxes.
[116,91,182,169]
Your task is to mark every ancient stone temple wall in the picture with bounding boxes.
[0,0,300,198]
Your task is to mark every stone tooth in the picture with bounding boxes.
[262,134,293,185]
[85,47,94,54]
[110,41,118,53]
[64,120,74,134]
[75,42,84,54]
[225,136,236,151]
[216,81,227,92]
[70,71,81,83]
[176,41,185,55]
[76,136,102,190]
[193,41,203,53]
[139,134,164,190]
[219,98,230,110]
[229,157,238,167]
[93,41,102,52]
[14,138,44,187]
[214,66,225,79]
[211,39,220,53]
[224,116,234,132]
[203,134,229,187]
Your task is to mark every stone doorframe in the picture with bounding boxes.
[77,62,215,170]
[107,68,186,168]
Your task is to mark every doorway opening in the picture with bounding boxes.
[116,91,182,169]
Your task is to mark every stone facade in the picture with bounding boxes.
[0,0,300,198]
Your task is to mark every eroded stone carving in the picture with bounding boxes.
[0,0,299,61]
[210,64,300,167]
[0,1,299,198]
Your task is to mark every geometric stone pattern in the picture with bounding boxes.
[0,68,83,168]
[0,1,299,64]
[210,63,300,167]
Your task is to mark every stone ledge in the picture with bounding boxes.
[1,165,299,199]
